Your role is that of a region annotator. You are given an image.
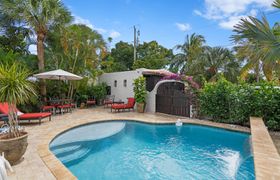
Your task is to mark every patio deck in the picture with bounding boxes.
[5,107,279,179]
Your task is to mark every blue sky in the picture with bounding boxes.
[63,0,279,50]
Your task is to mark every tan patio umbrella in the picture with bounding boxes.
[34,69,83,81]
[34,69,83,99]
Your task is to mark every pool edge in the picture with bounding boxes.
[250,117,280,179]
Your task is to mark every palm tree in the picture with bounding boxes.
[46,24,107,99]
[199,46,239,82]
[170,33,205,74]
[232,0,280,81]
[0,63,37,138]
[1,0,72,98]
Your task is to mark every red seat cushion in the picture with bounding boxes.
[111,104,126,109]
[42,105,54,110]
[0,102,51,120]
[57,104,72,108]
[19,112,51,120]
[0,103,10,114]
[104,100,113,104]
[87,100,96,105]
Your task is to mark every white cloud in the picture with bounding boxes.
[73,15,107,34]
[194,0,274,29]
[73,15,94,29]
[175,23,191,32]
[109,30,121,38]
[73,15,121,39]
[219,15,245,29]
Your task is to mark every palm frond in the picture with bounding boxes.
[272,0,280,9]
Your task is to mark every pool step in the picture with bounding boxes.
[53,145,91,164]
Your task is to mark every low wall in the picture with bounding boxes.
[250,117,280,179]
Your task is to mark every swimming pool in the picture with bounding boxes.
[50,121,255,179]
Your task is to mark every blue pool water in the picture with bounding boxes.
[50,121,255,179]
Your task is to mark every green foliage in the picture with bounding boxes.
[232,1,280,81]
[171,34,240,85]
[0,62,37,105]
[253,83,280,130]
[133,76,147,103]
[200,47,240,83]
[170,33,205,74]
[0,17,29,54]
[199,78,280,130]
[103,41,173,72]
[104,41,134,72]
[46,81,69,99]
[0,48,19,64]
[133,41,173,69]
[46,24,105,78]
[273,0,280,8]
[0,62,37,137]
[0,48,39,72]
[0,0,72,32]
[92,83,107,103]
[74,80,107,105]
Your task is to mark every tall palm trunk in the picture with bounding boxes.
[37,32,47,101]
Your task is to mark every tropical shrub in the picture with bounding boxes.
[253,83,280,130]
[133,76,147,103]
[199,78,280,130]
[92,83,107,104]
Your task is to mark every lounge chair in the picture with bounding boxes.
[111,98,135,112]
[57,104,72,114]
[86,99,96,107]
[0,102,51,125]
[41,105,55,114]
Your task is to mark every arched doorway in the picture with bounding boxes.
[156,81,190,117]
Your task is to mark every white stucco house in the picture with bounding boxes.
[99,68,192,117]
[98,68,147,103]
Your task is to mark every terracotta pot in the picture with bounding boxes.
[137,102,146,113]
[0,133,28,165]
[80,102,86,109]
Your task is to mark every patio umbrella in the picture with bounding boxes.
[34,69,83,99]
[34,69,82,81]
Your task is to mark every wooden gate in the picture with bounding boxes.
[156,82,190,117]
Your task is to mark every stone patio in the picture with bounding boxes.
[4,107,279,179]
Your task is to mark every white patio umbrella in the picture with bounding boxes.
[34,69,83,99]
[33,69,82,80]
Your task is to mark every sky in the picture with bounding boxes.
[60,0,279,50]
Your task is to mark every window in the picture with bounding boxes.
[123,79,127,87]
[114,80,117,87]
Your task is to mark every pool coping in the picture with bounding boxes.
[38,115,251,180]
[250,117,280,179]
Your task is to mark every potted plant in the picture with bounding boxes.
[79,94,88,108]
[0,63,37,164]
[133,76,147,113]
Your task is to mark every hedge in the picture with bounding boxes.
[199,79,280,130]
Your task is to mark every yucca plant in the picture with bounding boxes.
[0,63,37,138]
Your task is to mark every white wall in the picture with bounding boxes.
[98,68,146,103]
